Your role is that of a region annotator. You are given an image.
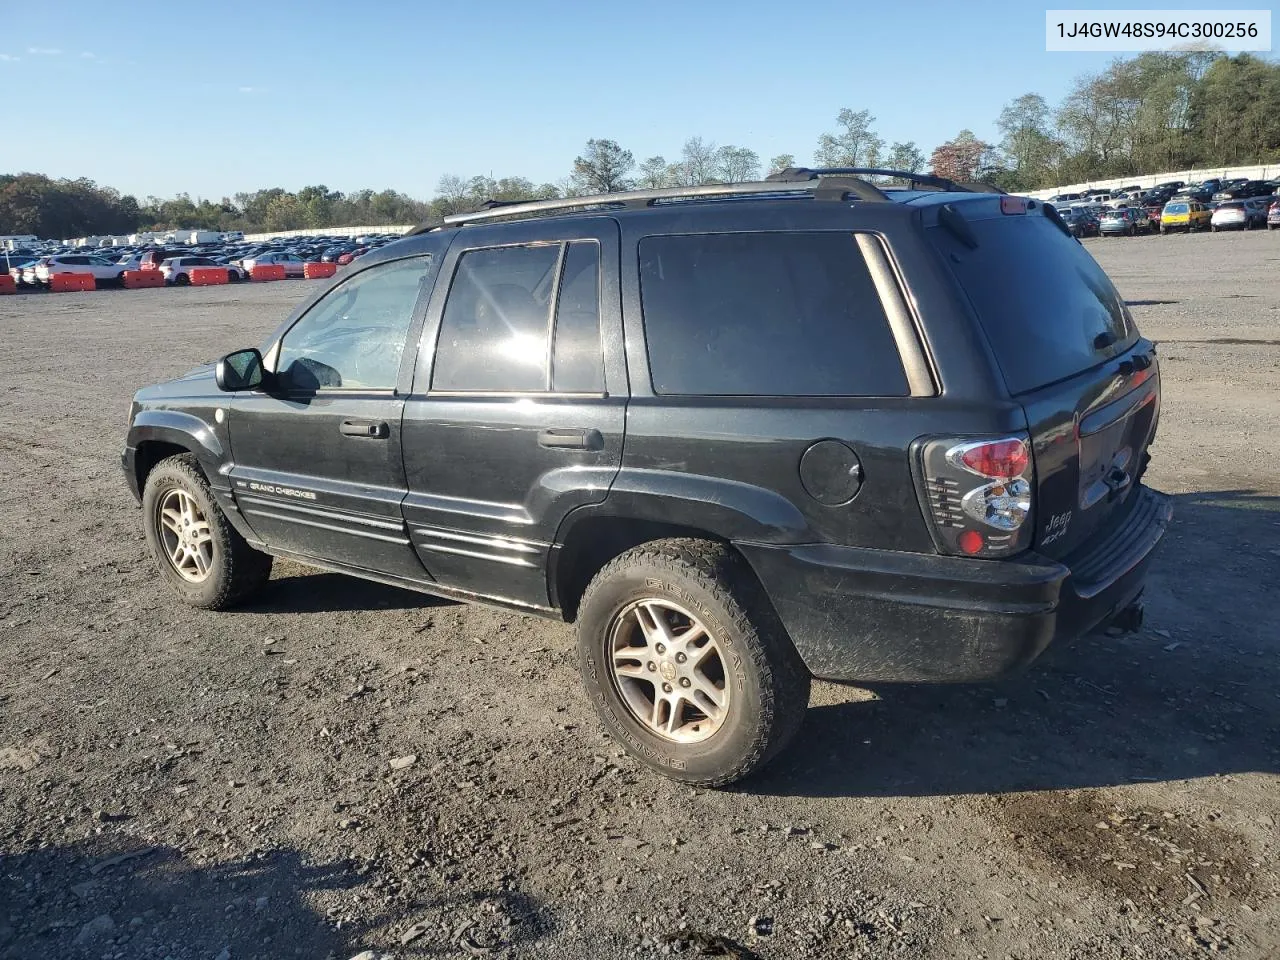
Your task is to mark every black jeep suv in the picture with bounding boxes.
[122,168,1171,786]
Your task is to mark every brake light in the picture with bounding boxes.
[951,438,1030,478]
[1000,196,1027,215]
[916,434,1035,558]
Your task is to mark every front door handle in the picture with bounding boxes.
[340,419,389,439]
[538,428,603,451]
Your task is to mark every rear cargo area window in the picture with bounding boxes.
[930,213,1137,394]
[638,232,908,397]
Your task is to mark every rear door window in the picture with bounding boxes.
[637,232,908,397]
[432,244,560,392]
[432,241,605,394]
[930,209,1137,395]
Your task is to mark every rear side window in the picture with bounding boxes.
[638,232,908,397]
[930,211,1137,395]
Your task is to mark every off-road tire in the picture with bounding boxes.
[576,538,810,787]
[142,454,272,609]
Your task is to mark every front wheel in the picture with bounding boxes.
[142,454,272,609]
[175,273,190,285]
[576,538,810,787]
[227,270,240,283]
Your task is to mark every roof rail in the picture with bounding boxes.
[404,167,1012,234]
[767,166,972,192]
[406,174,897,234]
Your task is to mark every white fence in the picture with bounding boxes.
[1027,164,1280,200]
[241,224,415,242]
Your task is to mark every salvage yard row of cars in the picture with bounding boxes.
[3,233,406,289]
[1048,176,1280,238]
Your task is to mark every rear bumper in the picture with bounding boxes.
[740,486,1172,684]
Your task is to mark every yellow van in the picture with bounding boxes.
[1160,200,1212,233]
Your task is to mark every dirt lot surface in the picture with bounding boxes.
[1,233,1277,960]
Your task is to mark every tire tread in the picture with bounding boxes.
[578,537,810,787]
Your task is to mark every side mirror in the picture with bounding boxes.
[215,348,265,392]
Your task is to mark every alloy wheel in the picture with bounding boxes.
[608,599,731,743]
[156,488,214,582]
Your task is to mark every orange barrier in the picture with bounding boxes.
[49,273,96,292]
[250,264,286,281]
[122,270,165,289]
[0,275,15,295]
[304,261,337,279]
[190,267,230,286]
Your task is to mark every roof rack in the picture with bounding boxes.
[406,168,998,234]
[768,166,1005,195]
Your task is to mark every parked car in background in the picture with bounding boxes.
[1212,180,1273,201]
[238,251,307,278]
[34,254,127,286]
[336,246,369,265]
[161,256,245,285]
[1058,205,1100,238]
[1100,207,1152,236]
[1154,180,1184,192]
[21,257,52,285]
[140,248,191,270]
[1210,198,1268,231]
[1160,199,1212,233]
[5,256,39,286]
[114,253,146,271]
[1144,202,1166,230]
[1268,199,1280,230]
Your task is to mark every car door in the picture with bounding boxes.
[226,254,438,580]
[400,219,626,609]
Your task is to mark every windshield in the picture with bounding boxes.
[930,210,1138,394]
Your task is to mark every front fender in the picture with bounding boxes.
[127,409,224,465]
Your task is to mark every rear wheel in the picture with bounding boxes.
[142,454,271,609]
[576,538,810,787]
[227,270,239,283]
[175,273,190,286]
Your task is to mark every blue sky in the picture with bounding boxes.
[2,0,1266,200]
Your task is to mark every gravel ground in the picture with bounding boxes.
[1,232,1277,960]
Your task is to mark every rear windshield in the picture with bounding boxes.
[930,210,1137,395]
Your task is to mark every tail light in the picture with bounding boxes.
[915,435,1034,558]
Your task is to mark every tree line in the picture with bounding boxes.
[4,51,1279,238]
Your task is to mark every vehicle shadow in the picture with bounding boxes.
[240,570,456,615]
[0,839,361,959]
[751,490,1280,799]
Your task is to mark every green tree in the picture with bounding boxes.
[572,139,635,193]
[814,108,883,168]
[767,154,797,175]
[996,94,1059,187]
[637,155,672,189]
[885,142,926,177]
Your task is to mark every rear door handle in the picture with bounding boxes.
[340,419,389,439]
[538,428,603,451]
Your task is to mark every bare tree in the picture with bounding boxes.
[715,146,761,183]
[679,136,719,185]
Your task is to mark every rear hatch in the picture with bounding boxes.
[929,203,1160,560]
